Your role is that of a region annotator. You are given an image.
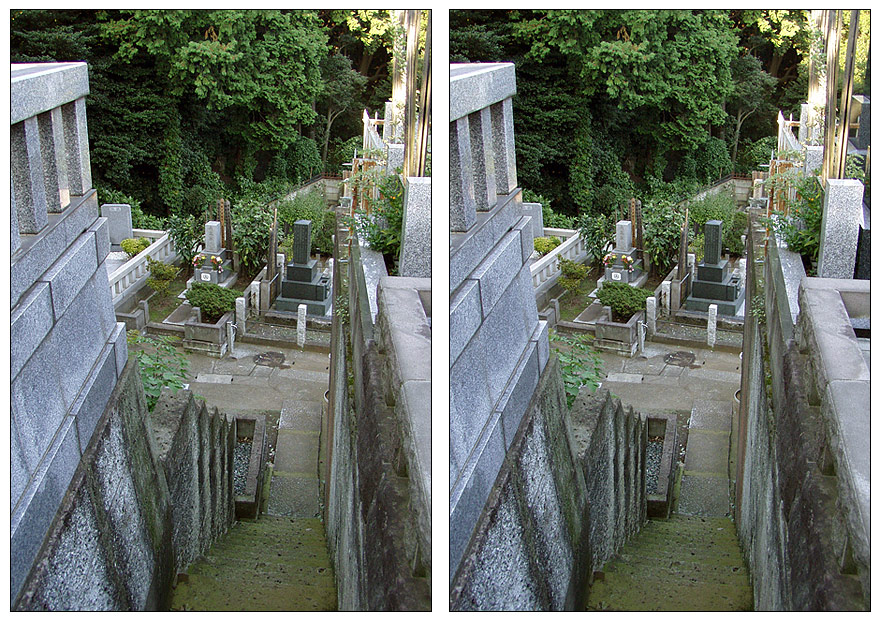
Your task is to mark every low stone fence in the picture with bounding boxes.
[450,361,647,611]
[14,362,235,610]
[325,230,431,610]
[736,214,870,610]
[530,227,589,308]
[108,229,178,308]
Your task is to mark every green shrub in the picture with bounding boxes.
[146,257,179,298]
[597,281,652,322]
[577,212,614,266]
[231,199,273,276]
[558,257,589,293]
[127,331,189,412]
[550,330,604,407]
[779,175,824,268]
[354,174,404,265]
[184,282,240,324]
[277,189,334,256]
[166,213,201,271]
[120,237,151,258]
[534,236,562,256]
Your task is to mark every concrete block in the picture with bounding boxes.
[469,107,497,210]
[449,411,506,577]
[451,116,477,232]
[497,341,540,449]
[450,62,516,121]
[399,176,432,278]
[100,204,132,245]
[11,116,49,234]
[71,343,118,452]
[11,428,31,509]
[471,230,523,318]
[491,98,518,195]
[40,231,98,320]
[386,143,405,174]
[11,342,68,472]
[11,282,54,380]
[399,379,432,515]
[521,203,543,243]
[10,416,81,602]
[804,145,823,176]
[533,319,550,372]
[449,334,493,480]
[450,218,494,293]
[818,179,864,279]
[12,177,21,254]
[61,97,92,195]
[38,107,69,212]
[88,217,110,266]
[479,281,532,408]
[511,215,535,263]
[11,62,90,124]
[449,279,482,367]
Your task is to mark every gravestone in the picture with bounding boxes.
[274,219,331,316]
[235,297,246,334]
[817,179,864,279]
[101,204,132,247]
[601,220,645,286]
[193,220,233,286]
[205,221,222,254]
[616,220,633,252]
[707,304,718,348]
[646,296,657,335]
[297,304,307,347]
[685,220,744,316]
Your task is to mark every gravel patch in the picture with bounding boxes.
[233,440,252,495]
[646,439,663,494]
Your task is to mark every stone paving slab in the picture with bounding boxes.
[622,356,667,375]
[660,365,684,377]
[684,431,730,474]
[605,372,644,383]
[267,473,320,519]
[274,431,319,475]
[280,400,322,431]
[272,367,331,384]
[690,400,733,431]
[686,367,742,384]
[212,357,257,375]
[678,474,730,517]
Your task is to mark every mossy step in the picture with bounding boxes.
[642,517,737,536]
[170,573,336,611]
[206,538,330,561]
[588,573,752,611]
[190,556,334,582]
[604,558,749,587]
[613,540,745,566]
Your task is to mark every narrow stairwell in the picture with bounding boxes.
[169,516,337,611]
[587,515,751,611]
[587,399,752,611]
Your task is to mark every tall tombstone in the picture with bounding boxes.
[205,221,222,254]
[292,219,312,265]
[101,203,133,245]
[634,199,644,251]
[817,179,864,278]
[703,220,723,265]
[616,220,633,252]
[218,198,226,248]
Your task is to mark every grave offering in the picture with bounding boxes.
[598,220,648,288]
[685,220,744,316]
[193,221,233,285]
[274,220,331,316]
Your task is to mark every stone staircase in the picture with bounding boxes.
[587,514,752,611]
[169,515,337,611]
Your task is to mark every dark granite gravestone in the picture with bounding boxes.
[685,219,744,315]
[274,219,331,315]
[704,220,722,265]
[292,219,312,265]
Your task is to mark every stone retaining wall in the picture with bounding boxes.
[450,360,647,610]
[14,363,235,610]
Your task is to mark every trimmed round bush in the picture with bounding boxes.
[534,235,562,256]
[597,281,652,322]
[184,282,240,324]
[120,237,151,258]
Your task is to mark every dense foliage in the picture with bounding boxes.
[127,332,190,411]
[533,236,562,256]
[184,282,241,324]
[597,281,653,322]
[11,9,410,222]
[549,330,604,407]
[354,174,405,267]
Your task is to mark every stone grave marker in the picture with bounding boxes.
[704,220,723,265]
[297,304,307,347]
[293,220,312,265]
[616,220,633,253]
[205,221,222,254]
[101,204,132,246]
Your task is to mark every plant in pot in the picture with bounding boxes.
[596,281,652,323]
[184,282,240,324]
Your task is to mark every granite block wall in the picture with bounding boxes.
[15,366,236,611]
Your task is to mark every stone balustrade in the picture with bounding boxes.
[363,109,386,153]
[530,228,586,289]
[777,110,801,154]
[108,229,178,307]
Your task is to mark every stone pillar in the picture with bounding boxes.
[227,320,235,355]
[852,95,870,150]
[450,116,476,232]
[704,220,723,265]
[616,220,633,252]
[469,107,496,210]
[490,98,517,194]
[804,145,824,176]
[799,102,811,143]
[235,297,246,334]
[707,304,718,348]
[37,107,69,212]
[661,281,671,315]
[638,320,646,355]
[399,177,432,278]
[297,304,307,348]
[646,296,657,335]
[11,116,48,234]
[818,179,864,278]
[61,98,91,196]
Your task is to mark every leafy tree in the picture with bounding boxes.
[231,200,274,276]
[727,54,777,166]
[642,201,685,276]
[577,212,614,267]
[317,53,368,166]
[166,213,202,274]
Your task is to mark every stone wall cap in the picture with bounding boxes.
[11,62,89,124]
[450,62,516,121]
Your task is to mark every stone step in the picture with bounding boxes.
[171,572,336,611]
[604,556,749,587]
[611,543,745,568]
[588,572,752,611]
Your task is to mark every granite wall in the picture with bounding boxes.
[14,364,235,610]
[450,360,647,611]
[736,217,870,610]
[325,232,431,611]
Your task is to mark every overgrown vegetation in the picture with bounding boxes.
[127,331,190,411]
[277,190,335,257]
[353,173,405,271]
[533,236,562,256]
[775,174,824,271]
[557,257,589,293]
[120,237,151,258]
[146,256,179,299]
[597,281,653,322]
[549,330,604,407]
[184,282,241,323]
[687,191,748,257]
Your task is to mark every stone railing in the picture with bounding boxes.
[777,110,801,154]
[363,109,386,153]
[108,229,178,307]
[530,228,586,290]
